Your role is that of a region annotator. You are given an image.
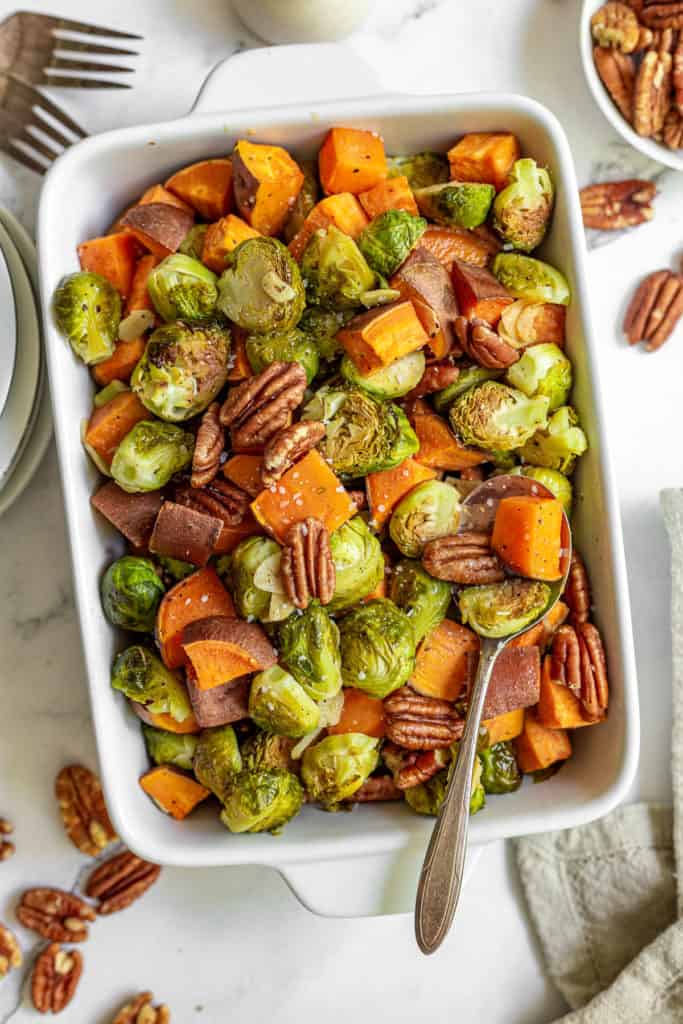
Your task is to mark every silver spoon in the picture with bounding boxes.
[414,473,572,955]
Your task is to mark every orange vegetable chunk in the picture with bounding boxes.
[492,495,563,581]
[212,516,263,554]
[251,449,356,543]
[366,457,437,529]
[419,225,497,271]
[156,567,236,670]
[91,337,146,387]
[337,300,429,376]
[201,215,261,273]
[227,327,253,382]
[232,140,304,236]
[515,711,572,773]
[182,617,276,691]
[389,247,458,358]
[126,254,159,314]
[451,259,513,325]
[183,640,261,690]
[139,765,210,819]
[78,232,139,298]
[131,702,200,735]
[288,193,369,261]
[537,655,601,729]
[120,203,194,261]
[359,175,418,218]
[410,620,480,702]
[165,158,234,220]
[222,454,264,497]
[139,184,194,215]
[328,689,386,738]
[510,600,569,649]
[447,133,521,191]
[483,708,525,746]
[84,391,151,466]
[410,398,489,471]
[319,127,387,195]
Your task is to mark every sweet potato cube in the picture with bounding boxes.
[156,566,236,670]
[84,391,151,466]
[447,133,520,192]
[419,225,498,271]
[139,184,194,215]
[149,501,223,568]
[466,646,541,718]
[366,457,437,529]
[78,231,139,298]
[131,702,201,735]
[288,192,369,261]
[91,337,147,387]
[410,620,480,702]
[389,247,458,358]
[201,215,261,273]
[165,158,234,221]
[227,326,253,382]
[251,449,356,543]
[90,481,162,549]
[492,495,563,581]
[410,398,489,471]
[537,655,599,729]
[120,203,195,260]
[232,140,304,236]
[125,254,160,314]
[139,765,210,819]
[185,670,251,727]
[451,258,513,325]
[327,689,386,738]
[337,300,429,375]
[482,708,525,746]
[222,454,264,497]
[182,616,276,691]
[212,516,263,555]
[359,175,418,218]
[319,127,387,195]
[515,711,572,773]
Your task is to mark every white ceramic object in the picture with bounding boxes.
[0,245,16,419]
[580,0,683,173]
[232,0,373,44]
[37,44,639,918]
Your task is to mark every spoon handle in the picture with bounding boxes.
[414,638,502,955]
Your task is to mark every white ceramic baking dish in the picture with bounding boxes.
[37,45,639,917]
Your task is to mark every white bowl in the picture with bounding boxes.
[580,0,683,173]
[37,45,639,917]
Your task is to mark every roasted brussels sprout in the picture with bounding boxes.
[147,254,218,322]
[339,598,416,698]
[301,225,376,309]
[218,536,283,622]
[507,465,573,512]
[340,349,426,399]
[298,306,351,363]
[249,666,321,738]
[110,420,193,493]
[301,733,379,808]
[142,725,198,771]
[358,210,427,278]
[100,555,165,632]
[328,516,385,613]
[241,730,295,772]
[193,724,243,798]
[387,151,449,190]
[415,182,495,229]
[519,405,588,474]
[131,320,230,422]
[279,602,343,702]
[179,223,209,261]
[432,365,503,416]
[54,271,120,365]
[282,159,320,244]
[492,253,570,306]
[449,381,549,453]
[480,741,522,794]
[389,559,451,643]
[389,480,462,558]
[459,579,551,638]
[492,159,554,252]
[505,343,572,411]
[302,384,418,478]
[245,327,319,384]
[111,645,192,722]
[217,237,305,333]
[404,756,485,816]
[157,555,195,583]
[220,768,304,834]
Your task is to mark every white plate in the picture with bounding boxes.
[0,244,17,419]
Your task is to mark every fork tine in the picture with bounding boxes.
[51,38,139,57]
[36,14,142,40]
[16,128,59,161]
[39,74,132,90]
[6,74,86,137]
[48,58,135,75]
[29,112,71,150]
[0,139,48,175]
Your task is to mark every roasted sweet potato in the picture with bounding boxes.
[466,646,541,718]
[131,701,200,734]
[510,600,569,649]
[125,254,159,314]
[156,566,236,670]
[515,711,572,774]
[212,517,263,555]
[366,457,437,529]
[327,689,386,738]
[419,225,498,271]
[182,616,276,691]
[149,501,223,568]
[90,481,162,549]
[319,127,387,195]
[451,259,513,324]
[410,619,480,701]
[337,300,429,376]
[537,655,598,729]
[359,175,418,218]
[227,327,253,382]
[139,765,210,819]
[389,247,459,357]
[232,140,304,236]
[78,232,139,298]
[139,184,194,215]
[483,708,525,746]
[185,669,251,727]
[447,133,520,191]
[201,215,261,274]
[410,398,489,471]
[165,158,234,220]
[84,390,151,466]
[498,300,567,349]
[120,203,194,260]
[288,192,368,261]
[91,337,147,387]
[492,496,563,581]
[222,454,264,498]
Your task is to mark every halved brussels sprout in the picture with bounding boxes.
[54,271,120,365]
[518,405,588,474]
[389,480,462,559]
[404,756,485,816]
[241,730,296,772]
[505,343,572,412]
[283,159,320,244]
[142,725,198,771]
[179,223,209,261]
[220,768,304,834]
[387,151,449,190]
[301,733,379,808]
[249,666,321,738]
[492,253,570,306]
[100,555,165,632]
[358,210,427,278]
[328,516,385,613]
[302,384,418,478]
[480,741,522,794]
[449,381,549,453]
[217,536,283,622]
[217,237,305,333]
[298,306,351,363]
[340,349,426,399]
[432,365,503,416]
[193,724,242,798]
[458,579,552,638]
[301,225,376,309]
[245,327,319,384]
[147,254,218,322]
[415,182,495,229]
[339,598,416,698]
[506,465,573,512]
[279,602,343,702]
[111,645,192,722]
[110,420,193,493]
[389,559,451,643]
[492,159,554,253]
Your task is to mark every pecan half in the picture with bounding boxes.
[0,817,14,861]
[191,403,224,488]
[384,687,464,750]
[55,765,117,858]
[551,623,609,720]
[32,944,83,1015]
[641,0,683,29]
[347,776,404,803]
[176,477,251,527]
[591,2,641,51]
[564,552,592,624]
[0,923,22,978]
[281,517,335,609]
[382,743,450,790]
[17,888,95,942]
[634,49,672,135]
[85,850,161,915]
[347,488,367,511]
[651,25,678,50]
[261,420,326,489]
[623,268,683,349]
[579,179,656,229]
[422,532,505,584]
[405,362,460,400]
[664,105,683,145]
[220,361,306,449]
[674,33,683,108]
[453,316,519,369]
[112,991,171,1024]
[594,45,636,120]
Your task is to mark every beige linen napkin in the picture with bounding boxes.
[515,489,683,1023]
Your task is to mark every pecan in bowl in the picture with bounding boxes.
[422,532,505,584]
[219,361,306,450]
[384,687,464,750]
[551,622,609,721]
[453,316,519,369]
[32,944,83,1015]
[633,49,673,135]
[593,45,637,120]
[591,1,642,52]
[281,517,335,609]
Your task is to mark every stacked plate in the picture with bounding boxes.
[0,207,52,517]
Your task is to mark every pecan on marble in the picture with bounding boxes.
[176,476,251,528]
[591,1,641,51]
[384,687,464,750]
[623,267,683,349]
[281,517,335,609]
[0,816,14,861]
[55,764,117,858]
[0,923,22,978]
[633,49,672,135]
[260,420,326,489]
[405,362,460,401]
[31,944,83,1015]
[594,46,637,120]
[219,361,306,449]
[579,179,656,229]
[664,105,683,145]
[85,850,161,915]
[641,0,683,29]
[564,552,592,624]
[454,316,519,369]
[422,532,505,585]
[551,623,609,720]
[17,888,95,942]
[112,991,171,1024]
[191,402,225,488]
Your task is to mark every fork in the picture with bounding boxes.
[0,73,85,174]
[0,11,141,89]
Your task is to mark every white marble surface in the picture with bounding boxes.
[1,0,682,1021]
